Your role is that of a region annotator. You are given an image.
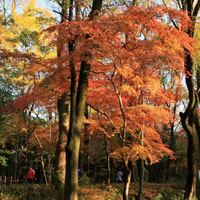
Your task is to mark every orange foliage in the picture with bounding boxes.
[0,5,195,163]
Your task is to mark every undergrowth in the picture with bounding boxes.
[0,182,186,200]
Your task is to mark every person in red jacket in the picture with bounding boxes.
[26,167,35,183]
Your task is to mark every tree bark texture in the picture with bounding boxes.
[179,0,200,198]
[137,159,144,200]
[33,131,48,186]
[180,49,199,199]
[54,0,69,189]
[65,1,103,200]
[55,93,69,187]
[123,159,132,200]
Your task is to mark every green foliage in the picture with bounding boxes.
[18,29,39,47]
[51,169,64,189]
[0,154,8,167]
[79,173,90,186]
[153,186,184,200]
[0,140,10,167]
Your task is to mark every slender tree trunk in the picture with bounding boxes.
[54,0,69,189]
[47,113,52,183]
[94,162,97,181]
[123,159,132,200]
[40,151,48,186]
[47,156,52,183]
[104,135,111,185]
[166,104,176,181]
[137,159,144,200]
[14,143,18,181]
[33,132,48,186]
[55,93,69,187]
[82,105,91,175]
[166,130,175,181]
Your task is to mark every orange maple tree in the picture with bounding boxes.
[0,4,195,200]
[78,5,194,199]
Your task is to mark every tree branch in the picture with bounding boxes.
[52,9,68,20]
[87,103,116,130]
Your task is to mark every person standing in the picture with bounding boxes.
[78,168,81,178]
[26,167,35,183]
[116,170,123,182]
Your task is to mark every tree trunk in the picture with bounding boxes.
[123,159,132,200]
[65,56,91,200]
[34,131,48,186]
[14,143,18,181]
[65,37,79,200]
[54,0,69,189]
[166,104,176,181]
[184,130,198,199]
[179,0,200,197]
[47,155,52,184]
[64,1,103,199]
[55,93,69,187]
[40,151,48,186]
[65,125,81,200]
[83,105,90,174]
[137,159,144,200]
[180,51,199,199]
[104,135,111,185]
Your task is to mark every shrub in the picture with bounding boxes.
[79,173,90,186]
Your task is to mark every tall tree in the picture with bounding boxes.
[0,1,196,200]
[177,0,200,198]
[161,0,200,197]
[65,1,103,200]
[84,5,194,199]
[54,0,69,189]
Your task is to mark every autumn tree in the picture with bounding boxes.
[0,2,196,200]
[53,0,69,190]
[160,0,200,197]
[74,5,194,200]
[0,0,59,185]
[64,1,103,200]
[174,0,200,198]
[159,70,183,181]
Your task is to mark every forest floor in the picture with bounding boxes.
[0,181,189,200]
[79,182,186,199]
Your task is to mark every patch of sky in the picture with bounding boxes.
[35,0,60,21]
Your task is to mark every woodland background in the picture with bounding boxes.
[0,0,200,200]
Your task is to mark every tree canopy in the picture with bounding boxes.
[0,0,199,200]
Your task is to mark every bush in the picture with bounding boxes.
[156,186,184,200]
[79,173,90,186]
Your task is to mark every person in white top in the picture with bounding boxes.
[116,170,123,182]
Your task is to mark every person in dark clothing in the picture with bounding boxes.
[78,168,81,178]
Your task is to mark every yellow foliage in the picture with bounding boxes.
[0,0,57,91]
